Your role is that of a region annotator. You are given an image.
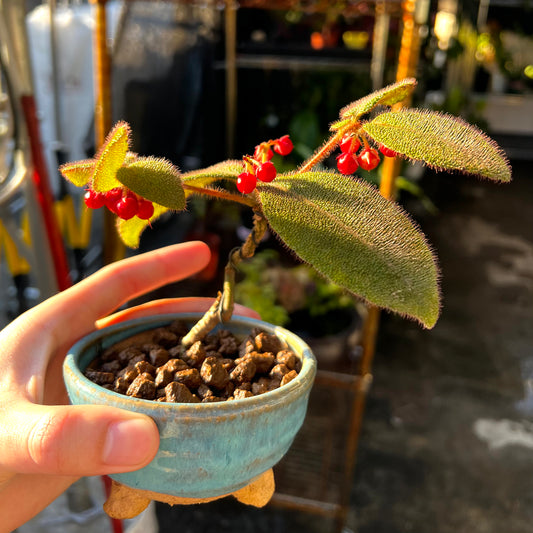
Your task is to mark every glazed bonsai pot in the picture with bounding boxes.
[63,313,317,499]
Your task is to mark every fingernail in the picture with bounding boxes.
[103,418,158,466]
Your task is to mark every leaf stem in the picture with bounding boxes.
[183,183,256,207]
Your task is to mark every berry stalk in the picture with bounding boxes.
[298,132,344,173]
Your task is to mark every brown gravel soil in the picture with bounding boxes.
[85,320,300,404]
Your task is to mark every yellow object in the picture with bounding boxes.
[55,195,93,249]
[342,31,369,50]
[0,217,31,276]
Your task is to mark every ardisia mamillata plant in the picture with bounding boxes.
[60,78,511,343]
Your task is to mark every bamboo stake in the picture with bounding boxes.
[90,0,124,264]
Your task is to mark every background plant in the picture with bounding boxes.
[60,78,511,342]
[235,249,356,328]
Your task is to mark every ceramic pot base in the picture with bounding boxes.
[104,469,275,519]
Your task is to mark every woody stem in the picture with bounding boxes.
[181,211,268,346]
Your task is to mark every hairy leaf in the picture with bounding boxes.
[182,160,242,188]
[116,157,185,210]
[362,109,512,182]
[59,159,96,187]
[258,171,440,328]
[92,121,130,192]
[338,78,417,122]
[117,203,169,248]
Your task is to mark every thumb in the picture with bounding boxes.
[3,403,159,476]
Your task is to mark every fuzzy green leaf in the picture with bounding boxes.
[116,157,185,210]
[258,171,440,328]
[182,160,242,188]
[92,121,130,192]
[117,203,169,248]
[59,159,96,187]
[362,109,512,182]
[338,78,417,122]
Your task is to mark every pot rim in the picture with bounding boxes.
[64,312,317,414]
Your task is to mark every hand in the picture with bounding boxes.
[0,241,259,531]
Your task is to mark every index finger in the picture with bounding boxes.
[1,241,211,360]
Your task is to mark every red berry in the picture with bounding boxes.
[379,143,397,157]
[137,198,154,220]
[256,161,277,183]
[339,134,361,154]
[358,148,381,171]
[336,153,359,175]
[254,144,273,162]
[105,188,123,214]
[273,135,293,156]
[84,189,106,209]
[236,172,257,194]
[116,194,139,220]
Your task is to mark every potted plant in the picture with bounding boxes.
[60,78,511,517]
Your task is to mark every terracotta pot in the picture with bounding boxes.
[63,313,316,499]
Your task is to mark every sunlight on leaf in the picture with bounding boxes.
[117,203,169,248]
[259,171,440,328]
[362,109,512,182]
[59,159,96,187]
[337,78,417,123]
[92,121,130,192]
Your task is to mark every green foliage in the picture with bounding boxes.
[235,249,356,327]
[60,78,511,330]
[182,161,242,188]
[235,250,291,326]
[59,152,141,189]
[258,171,440,328]
[362,109,511,182]
[331,77,417,130]
[116,157,185,210]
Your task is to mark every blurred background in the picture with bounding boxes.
[2,1,532,532]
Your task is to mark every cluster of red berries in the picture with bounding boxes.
[236,135,293,194]
[84,187,155,221]
[336,134,397,175]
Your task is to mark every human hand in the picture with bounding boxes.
[0,241,258,532]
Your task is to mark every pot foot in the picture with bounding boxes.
[103,469,275,519]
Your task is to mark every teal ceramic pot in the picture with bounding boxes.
[63,313,316,499]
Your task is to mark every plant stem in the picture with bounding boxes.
[298,122,361,173]
[298,133,342,173]
[183,183,255,207]
[181,210,268,346]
